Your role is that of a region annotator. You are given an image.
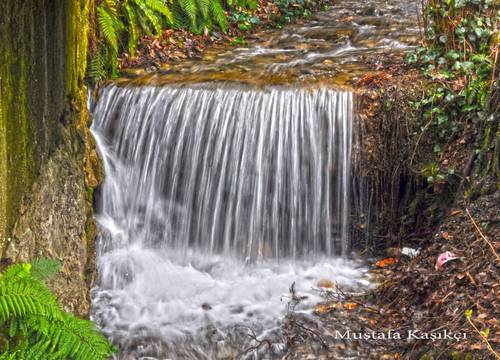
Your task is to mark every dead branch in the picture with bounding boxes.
[465,207,500,262]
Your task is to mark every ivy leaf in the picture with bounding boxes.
[461,61,474,70]
[437,114,448,124]
[446,50,460,60]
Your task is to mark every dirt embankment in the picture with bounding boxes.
[350,67,500,359]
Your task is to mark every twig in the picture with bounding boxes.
[290,320,329,349]
[465,208,500,262]
[410,95,435,166]
[466,316,500,359]
[235,325,272,357]
[328,283,382,314]
[282,282,329,351]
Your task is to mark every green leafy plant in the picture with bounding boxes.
[406,0,499,183]
[0,260,113,359]
[273,0,312,25]
[171,0,227,34]
[225,0,258,10]
[93,0,174,78]
[90,0,228,80]
[228,10,260,30]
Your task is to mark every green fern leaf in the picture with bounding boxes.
[88,51,108,81]
[0,263,114,360]
[196,0,210,19]
[0,279,61,321]
[171,3,193,29]
[31,259,61,282]
[209,0,227,32]
[123,3,140,56]
[133,0,163,35]
[177,0,198,27]
[101,0,119,15]
[97,6,120,53]
[145,0,174,25]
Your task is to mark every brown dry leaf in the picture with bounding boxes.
[441,231,453,240]
[375,257,398,268]
[477,312,488,320]
[314,303,340,315]
[317,279,334,288]
[344,302,358,310]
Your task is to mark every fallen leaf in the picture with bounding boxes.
[441,231,453,240]
[375,257,398,268]
[314,303,339,315]
[317,279,334,288]
[344,302,358,310]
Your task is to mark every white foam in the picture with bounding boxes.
[92,244,370,342]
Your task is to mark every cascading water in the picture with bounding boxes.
[91,83,370,359]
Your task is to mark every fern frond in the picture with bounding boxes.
[196,0,210,19]
[0,277,61,320]
[145,0,174,25]
[21,313,113,360]
[133,0,163,35]
[171,3,193,29]
[97,6,121,53]
[88,51,108,81]
[0,263,114,360]
[0,263,31,282]
[123,3,140,56]
[177,0,198,27]
[101,0,119,15]
[209,0,227,32]
[31,259,61,282]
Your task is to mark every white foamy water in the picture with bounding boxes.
[92,245,369,335]
[91,245,370,359]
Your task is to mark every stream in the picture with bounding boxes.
[90,0,418,358]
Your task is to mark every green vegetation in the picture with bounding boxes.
[228,10,260,30]
[91,0,227,79]
[407,0,499,184]
[90,0,322,80]
[0,260,113,360]
[274,0,313,25]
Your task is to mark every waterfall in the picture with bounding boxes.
[90,83,364,358]
[92,84,353,260]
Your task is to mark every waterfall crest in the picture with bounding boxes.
[92,84,353,260]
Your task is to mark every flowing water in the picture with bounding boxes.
[120,0,419,86]
[91,84,370,358]
[91,0,418,358]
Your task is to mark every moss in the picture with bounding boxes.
[0,0,96,255]
[0,3,36,251]
[66,0,91,98]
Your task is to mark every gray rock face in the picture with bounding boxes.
[7,138,95,317]
[0,0,98,318]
